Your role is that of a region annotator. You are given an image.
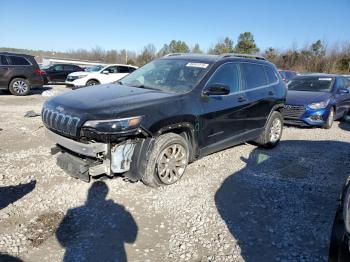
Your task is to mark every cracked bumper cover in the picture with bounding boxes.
[46,129,111,179]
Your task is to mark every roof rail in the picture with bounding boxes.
[220,53,266,61]
[163,53,185,57]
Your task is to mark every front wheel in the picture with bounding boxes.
[86,80,100,86]
[141,133,190,187]
[254,111,283,148]
[323,108,334,129]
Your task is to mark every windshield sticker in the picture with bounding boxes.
[318,78,332,81]
[186,63,209,68]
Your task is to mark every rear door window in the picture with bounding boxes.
[264,66,279,84]
[7,55,31,66]
[128,67,136,72]
[117,66,130,73]
[241,63,267,90]
[0,55,8,65]
[206,63,240,93]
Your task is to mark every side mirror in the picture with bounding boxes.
[102,70,109,75]
[338,88,350,94]
[203,84,230,96]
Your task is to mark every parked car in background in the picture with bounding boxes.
[283,74,350,128]
[343,75,350,83]
[65,64,138,88]
[65,65,104,87]
[42,64,84,83]
[279,69,297,83]
[0,52,47,96]
[43,53,286,186]
[329,178,350,262]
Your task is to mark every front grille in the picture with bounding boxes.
[42,107,81,137]
[282,105,306,119]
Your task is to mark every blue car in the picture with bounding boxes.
[283,74,350,128]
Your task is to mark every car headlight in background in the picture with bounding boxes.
[308,99,330,109]
[83,116,142,132]
[76,75,88,79]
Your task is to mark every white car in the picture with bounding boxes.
[65,64,138,87]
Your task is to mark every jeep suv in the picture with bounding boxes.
[42,53,286,187]
[0,52,47,96]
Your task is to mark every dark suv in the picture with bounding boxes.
[42,64,84,83]
[42,54,286,186]
[0,52,47,96]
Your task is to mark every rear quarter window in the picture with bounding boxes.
[264,66,279,84]
[8,56,31,66]
[241,63,267,90]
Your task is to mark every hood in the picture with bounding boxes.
[43,84,179,119]
[68,71,90,77]
[286,90,332,105]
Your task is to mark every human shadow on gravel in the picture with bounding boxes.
[0,180,36,210]
[0,253,23,262]
[215,140,350,262]
[56,181,138,262]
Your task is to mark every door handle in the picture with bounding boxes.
[238,97,246,102]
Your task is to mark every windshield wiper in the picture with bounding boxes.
[130,84,160,91]
[116,80,123,85]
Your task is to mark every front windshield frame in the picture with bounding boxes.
[119,58,213,93]
[288,76,334,92]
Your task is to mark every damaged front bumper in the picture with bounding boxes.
[46,129,136,182]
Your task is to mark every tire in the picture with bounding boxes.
[86,80,100,86]
[9,78,30,96]
[254,111,283,149]
[323,108,334,129]
[141,133,190,187]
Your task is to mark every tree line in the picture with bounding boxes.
[1,32,349,73]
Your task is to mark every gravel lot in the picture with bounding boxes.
[0,85,350,262]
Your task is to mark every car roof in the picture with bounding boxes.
[0,51,34,58]
[159,53,271,65]
[104,64,138,68]
[297,73,340,78]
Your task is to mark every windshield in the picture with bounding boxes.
[40,64,51,69]
[288,76,334,92]
[85,65,103,72]
[119,59,212,93]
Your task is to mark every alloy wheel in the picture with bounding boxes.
[269,118,282,143]
[13,80,28,94]
[156,144,188,184]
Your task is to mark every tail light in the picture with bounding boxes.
[35,68,46,76]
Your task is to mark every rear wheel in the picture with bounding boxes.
[141,133,190,187]
[323,108,334,129]
[9,78,30,96]
[86,80,99,86]
[254,111,283,148]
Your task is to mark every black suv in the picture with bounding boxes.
[42,63,84,83]
[0,52,47,96]
[42,54,286,186]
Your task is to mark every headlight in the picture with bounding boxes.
[76,75,88,79]
[308,99,330,109]
[83,116,142,132]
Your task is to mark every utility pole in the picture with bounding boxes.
[125,49,128,64]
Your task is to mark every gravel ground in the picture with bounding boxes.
[0,85,350,262]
